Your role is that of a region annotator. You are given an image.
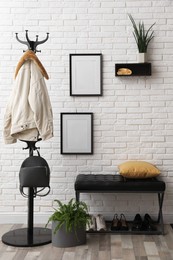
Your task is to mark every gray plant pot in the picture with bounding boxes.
[52,221,86,248]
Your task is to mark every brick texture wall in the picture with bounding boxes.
[0,0,173,224]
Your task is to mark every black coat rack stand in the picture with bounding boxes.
[2,30,51,247]
[2,140,51,247]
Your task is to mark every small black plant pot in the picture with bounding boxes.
[52,221,86,248]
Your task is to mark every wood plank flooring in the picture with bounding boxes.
[0,224,173,260]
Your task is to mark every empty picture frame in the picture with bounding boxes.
[69,54,102,96]
[61,113,93,154]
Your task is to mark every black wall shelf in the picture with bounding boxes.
[115,63,151,76]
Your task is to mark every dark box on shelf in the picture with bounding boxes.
[115,63,152,76]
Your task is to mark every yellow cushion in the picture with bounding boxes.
[118,161,160,179]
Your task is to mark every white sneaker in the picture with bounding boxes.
[86,215,96,231]
[95,214,107,231]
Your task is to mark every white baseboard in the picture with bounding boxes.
[0,213,50,225]
[0,213,173,225]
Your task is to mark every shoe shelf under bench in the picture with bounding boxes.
[86,221,162,235]
[75,174,166,236]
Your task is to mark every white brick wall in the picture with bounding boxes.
[0,0,173,224]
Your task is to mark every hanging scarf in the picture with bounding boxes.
[15,50,49,80]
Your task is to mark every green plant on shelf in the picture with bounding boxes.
[128,13,155,53]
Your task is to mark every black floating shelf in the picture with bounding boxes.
[115,63,152,76]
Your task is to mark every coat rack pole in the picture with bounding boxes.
[28,187,34,244]
[27,145,34,243]
[2,141,51,247]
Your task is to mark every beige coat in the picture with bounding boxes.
[3,53,53,144]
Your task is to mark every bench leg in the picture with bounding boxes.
[157,192,164,235]
[76,191,80,202]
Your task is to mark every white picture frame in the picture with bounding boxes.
[70,54,102,96]
[61,113,93,154]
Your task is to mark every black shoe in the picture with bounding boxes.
[144,213,155,223]
[132,214,143,231]
[143,213,157,231]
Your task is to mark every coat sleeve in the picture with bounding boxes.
[3,101,17,144]
[28,77,54,141]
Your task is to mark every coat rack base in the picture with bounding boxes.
[2,227,51,247]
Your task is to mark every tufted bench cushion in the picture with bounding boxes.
[75,174,165,192]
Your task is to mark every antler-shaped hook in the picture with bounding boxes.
[34,33,49,52]
[15,32,30,52]
[15,30,49,53]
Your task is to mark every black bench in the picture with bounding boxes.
[75,174,166,235]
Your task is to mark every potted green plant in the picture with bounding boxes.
[46,198,91,248]
[128,14,155,63]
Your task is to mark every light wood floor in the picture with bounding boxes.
[0,224,173,260]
